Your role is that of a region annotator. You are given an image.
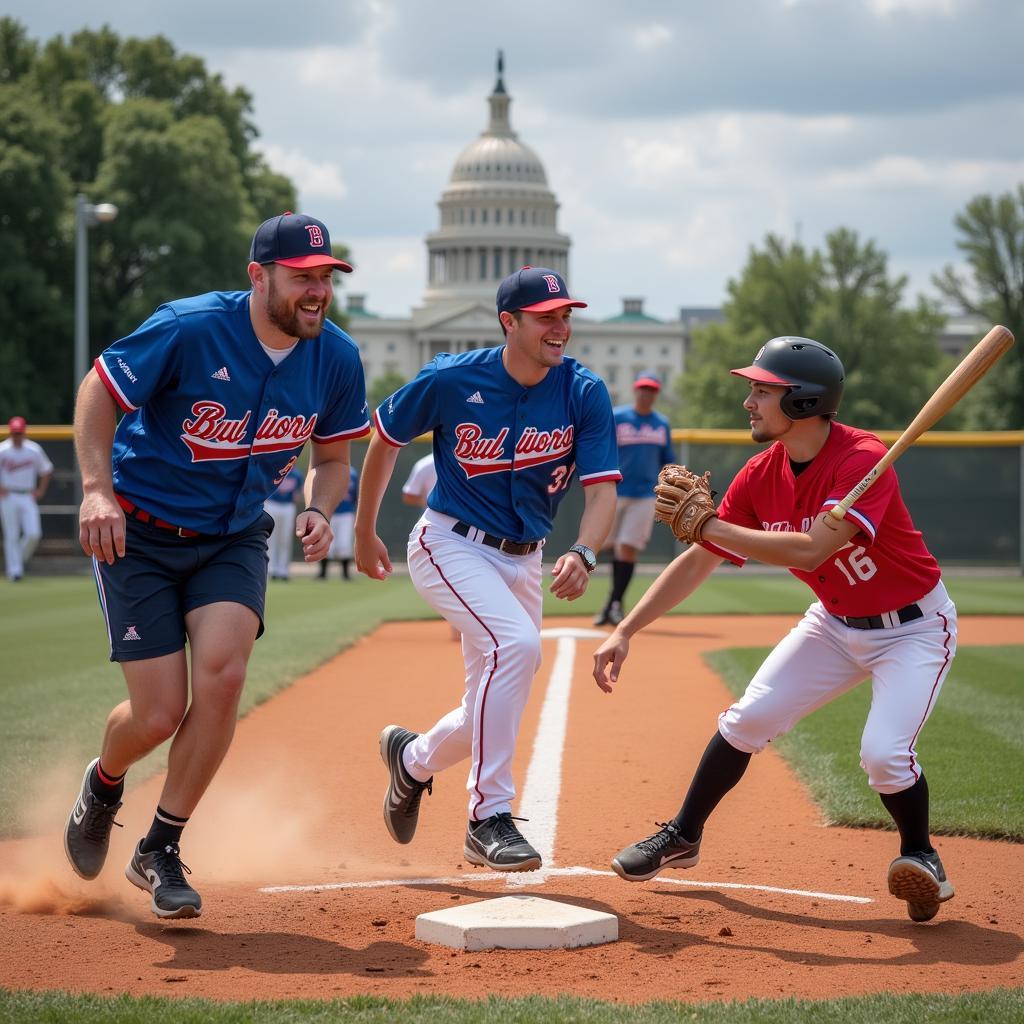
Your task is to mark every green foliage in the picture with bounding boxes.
[677,229,945,431]
[933,186,1024,428]
[0,18,309,421]
[368,369,411,411]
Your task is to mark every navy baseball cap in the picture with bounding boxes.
[250,212,353,272]
[496,266,587,314]
[634,370,662,390]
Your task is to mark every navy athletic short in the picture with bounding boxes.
[92,510,273,662]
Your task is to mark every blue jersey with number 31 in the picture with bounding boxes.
[374,348,620,543]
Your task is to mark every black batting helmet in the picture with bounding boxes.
[730,337,844,419]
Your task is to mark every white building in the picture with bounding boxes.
[345,56,687,407]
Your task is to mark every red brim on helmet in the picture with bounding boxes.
[730,365,794,386]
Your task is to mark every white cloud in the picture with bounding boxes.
[632,24,673,50]
[258,144,348,199]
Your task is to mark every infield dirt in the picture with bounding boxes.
[1,615,1021,1004]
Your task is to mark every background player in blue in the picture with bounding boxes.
[265,465,304,580]
[355,266,621,871]
[595,371,675,626]
[320,465,359,579]
[65,212,370,919]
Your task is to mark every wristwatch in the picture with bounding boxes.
[568,543,597,573]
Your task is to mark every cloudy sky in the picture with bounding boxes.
[8,0,1023,321]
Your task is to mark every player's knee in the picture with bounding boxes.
[859,744,914,792]
[718,704,779,753]
[137,703,186,746]
[197,658,248,713]
[502,634,542,675]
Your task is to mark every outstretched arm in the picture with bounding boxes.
[550,480,616,600]
[354,432,401,580]
[702,513,858,571]
[592,543,721,693]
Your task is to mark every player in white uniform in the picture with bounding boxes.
[0,416,53,581]
[264,466,303,579]
[401,452,437,507]
[356,266,620,871]
[321,466,359,579]
[594,337,958,923]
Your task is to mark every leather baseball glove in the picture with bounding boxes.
[654,464,718,544]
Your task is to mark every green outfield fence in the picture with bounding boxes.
[6,426,1024,572]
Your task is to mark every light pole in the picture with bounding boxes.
[73,193,118,396]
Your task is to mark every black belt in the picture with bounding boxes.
[451,520,540,556]
[835,603,923,630]
[116,494,201,538]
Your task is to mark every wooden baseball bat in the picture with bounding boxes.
[826,324,1014,523]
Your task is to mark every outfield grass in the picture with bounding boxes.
[1,989,1023,1023]
[706,644,1024,840]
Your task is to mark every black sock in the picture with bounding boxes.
[673,732,752,842]
[341,559,350,579]
[318,560,328,578]
[89,760,125,805]
[140,806,189,853]
[879,774,932,855]
[610,560,635,605]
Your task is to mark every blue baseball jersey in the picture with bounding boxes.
[375,347,620,542]
[96,290,370,535]
[613,405,675,498]
[334,466,359,515]
[265,466,303,505]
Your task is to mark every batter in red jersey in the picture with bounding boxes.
[593,337,958,923]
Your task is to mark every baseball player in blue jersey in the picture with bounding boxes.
[65,212,369,918]
[595,371,674,626]
[320,465,359,579]
[356,266,621,871]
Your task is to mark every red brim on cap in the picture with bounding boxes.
[276,254,354,273]
[518,298,588,312]
[634,378,661,390]
[730,365,793,385]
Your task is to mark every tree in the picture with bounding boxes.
[0,18,307,420]
[678,229,944,430]
[367,371,409,413]
[934,186,1024,428]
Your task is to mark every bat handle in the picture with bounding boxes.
[827,468,880,522]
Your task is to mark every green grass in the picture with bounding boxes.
[0,571,1021,837]
[1,989,1023,1023]
[706,644,1024,840]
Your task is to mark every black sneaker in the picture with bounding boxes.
[464,813,542,872]
[64,758,123,880]
[887,850,955,922]
[612,821,701,881]
[125,840,202,919]
[379,725,432,844]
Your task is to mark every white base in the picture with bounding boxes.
[415,894,618,950]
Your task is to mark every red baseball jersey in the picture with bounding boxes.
[700,422,940,617]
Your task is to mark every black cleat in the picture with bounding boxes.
[888,850,954,922]
[125,840,202,919]
[64,758,122,880]
[612,821,701,881]
[379,725,432,844]
[464,813,542,872]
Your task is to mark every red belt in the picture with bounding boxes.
[116,495,201,538]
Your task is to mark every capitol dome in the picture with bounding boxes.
[423,53,571,307]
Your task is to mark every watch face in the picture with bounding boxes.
[573,545,596,571]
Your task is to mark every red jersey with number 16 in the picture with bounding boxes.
[699,422,940,617]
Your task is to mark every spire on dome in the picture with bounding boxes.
[487,49,513,137]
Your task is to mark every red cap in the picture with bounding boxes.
[8,416,26,433]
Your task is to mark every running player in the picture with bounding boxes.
[64,212,369,918]
[593,337,958,923]
[356,266,620,871]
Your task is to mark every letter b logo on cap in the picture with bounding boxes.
[306,225,324,247]
[542,274,560,293]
